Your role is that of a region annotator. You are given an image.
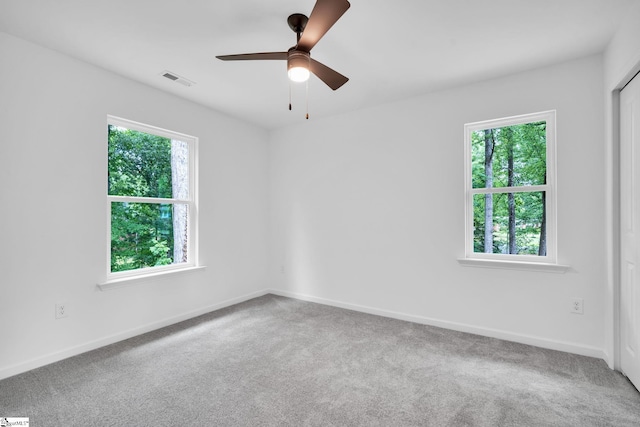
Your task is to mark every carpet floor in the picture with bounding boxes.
[1,294,640,426]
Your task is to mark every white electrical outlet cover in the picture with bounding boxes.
[55,303,68,319]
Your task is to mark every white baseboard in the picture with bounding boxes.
[1,288,609,381]
[0,289,269,381]
[603,350,614,370]
[268,289,608,361]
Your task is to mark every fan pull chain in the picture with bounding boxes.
[289,79,292,111]
[306,78,309,120]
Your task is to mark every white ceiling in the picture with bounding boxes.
[0,0,636,129]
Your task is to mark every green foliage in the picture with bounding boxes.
[150,238,173,266]
[109,125,174,272]
[471,122,546,189]
[473,192,544,255]
[108,126,173,198]
[471,122,546,255]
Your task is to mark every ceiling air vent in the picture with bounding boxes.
[160,70,195,87]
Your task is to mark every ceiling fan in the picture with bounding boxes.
[216,0,351,92]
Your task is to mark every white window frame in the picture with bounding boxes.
[104,115,199,285]
[462,110,559,268]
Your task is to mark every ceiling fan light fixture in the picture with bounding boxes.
[287,50,311,83]
[288,66,310,82]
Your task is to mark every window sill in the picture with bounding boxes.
[457,258,570,273]
[97,266,207,291]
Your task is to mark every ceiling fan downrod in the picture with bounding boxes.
[287,13,309,43]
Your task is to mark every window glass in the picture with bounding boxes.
[471,122,546,189]
[472,192,546,256]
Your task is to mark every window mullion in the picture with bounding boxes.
[470,184,549,195]
[108,195,189,204]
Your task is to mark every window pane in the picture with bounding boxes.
[110,202,189,272]
[108,125,189,199]
[473,192,546,255]
[471,122,546,189]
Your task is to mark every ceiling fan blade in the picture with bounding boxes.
[309,58,348,90]
[297,0,350,52]
[216,52,288,61]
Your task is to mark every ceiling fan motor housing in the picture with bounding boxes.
[287,48,310,72]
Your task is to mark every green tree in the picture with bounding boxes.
[484,129,495,253]
[108,125,174,272]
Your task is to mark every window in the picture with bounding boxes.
[107,116,198,281]
[463,111,556,265]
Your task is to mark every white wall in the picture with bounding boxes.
[604,2,640,88]
[270,54,606,358]
[0,32,270,379]
[1,21,629,379]
[603,1,640,368]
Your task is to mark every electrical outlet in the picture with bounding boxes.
[55,303,68,319]
[570,297,583,314]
